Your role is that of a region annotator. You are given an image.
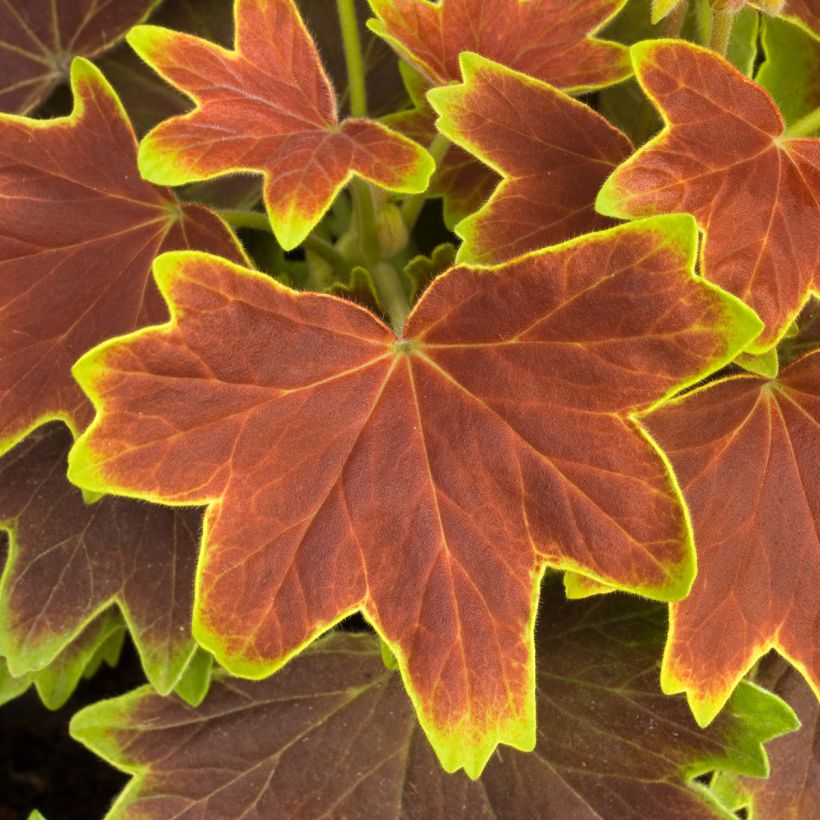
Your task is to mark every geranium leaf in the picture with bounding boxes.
[367,0,631,91]
[712,656,820,818]
[428,54,633,264]
[757,16,820,135]
[403,241,456,302]
[68,215,760,776]
[0,424,202,695]
[70,587,798,818]
[640,351,820,726]
[597,40,820,353]
[0,0,160,114]
[126,0,434,251]
[735,348,780,378]
[0,610,123,710]
[0,57,247,457]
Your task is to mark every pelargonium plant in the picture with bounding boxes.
[0,0,818,816]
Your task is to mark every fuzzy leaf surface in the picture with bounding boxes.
[0,424,202,694]
[641,351,820,725]
[127,0,433,250]
[68,216,760,776]
[713,656,820,819]
[70,588,798,820]
[597,40,820,352]
[0,58,246,456]
[429,54,632,264]
[368,0,630,90]
[0,0,160,114]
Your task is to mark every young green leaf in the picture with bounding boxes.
[68,216,760,777]
[757,16,820,135]
[712,656,820,819]
[70,588,798,818]
[428,54,633,264]
[640,351,820,726]
[0,424,202,695]
[127,0,434,250]
[368,0,631,91]
[0,0,160,113]
[597,40,820,353]
[0,58,246,457]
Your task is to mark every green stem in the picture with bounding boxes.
[350,177,381,264]
[336,0,367,118]
[219,209,270,232]
[372,262,411,334]
[400,133,451,232]
[302,235,353,274]
[786,107,820,138]
[709,9,736,55]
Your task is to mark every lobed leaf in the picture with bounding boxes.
[0,57,246,457]
[127,0,434,250]
[69,587,798,819]
[0,0,160,114]
[428,54,633,264]
[367,0,631,91]
[68,216,760,776]
[712,655,820,819]
[641,351,820,725]
[597,40,820,352]
[0,424,202,695]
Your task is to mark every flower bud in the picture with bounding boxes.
[375,202,409,257]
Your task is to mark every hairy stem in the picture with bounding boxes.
[709,9,736,55]
[337,0,367,118]
[372,261,411,334]
[350,177,382,264]
[663,0,688,36]
[303,235,354,274]
[219,209,271,232]
[400,133,451,231]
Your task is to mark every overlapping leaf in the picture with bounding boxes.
[68,215,761,776]
[0,58,246,456]
[640,351,820,725]
[428,54,633,264]
[0,0,160,114]
[783,0,820,37]
[757,16,820,134]
[70,587,798,819]
[713,656,820,819]
[0,423,202,694]
[597,40,820,352]
[368,0,630,89]
[126,0,433,250]
[377,0,631,227]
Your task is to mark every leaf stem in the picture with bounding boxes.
[350,177,382,264]
[219,209,271,232]
[303,235,354,274]
[709,9,736,55]
[336,0,367,118]
[663,0,688,36]
[400,133,451,231]
[786,107,820,138]
[372,261,411,334]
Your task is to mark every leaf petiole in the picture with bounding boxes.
[708,8,736,55]
[336,0,368,118]
[400,133,451,232]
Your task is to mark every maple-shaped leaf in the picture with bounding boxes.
[0,0,160,114]
[70,587,799,818]
[597,40,820,353]
[0,57,246,457]
[368,0,630,90]
[0,423,202,695]
[67,215,760,776]
[639,350,820,726]
[428,54,633,265]
[713,655,820,819]
[126,0,433,251]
